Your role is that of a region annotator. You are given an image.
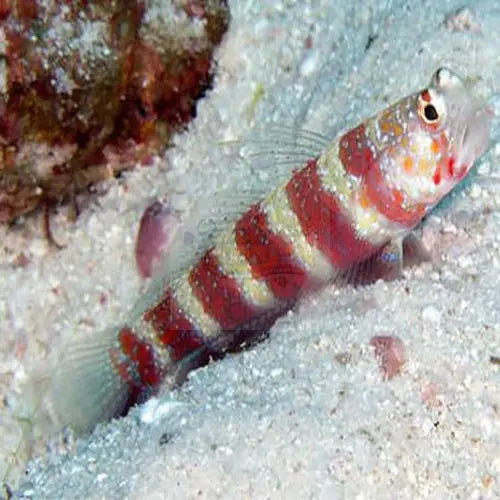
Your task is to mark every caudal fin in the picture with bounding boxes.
[38,326,131,436]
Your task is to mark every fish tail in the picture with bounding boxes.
[39,327,132,435]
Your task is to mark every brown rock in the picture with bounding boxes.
[0,0,229,222]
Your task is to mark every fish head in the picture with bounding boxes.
[382,67,491,210]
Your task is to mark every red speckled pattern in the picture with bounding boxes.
[109,327,164,404]
[235,203,307,300]
[339,123,375,177]
[287,159,377,268]
[189,250,259,331]
[143,289,204,362]
[363,162,426,226]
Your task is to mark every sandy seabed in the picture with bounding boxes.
[0,1,499,498]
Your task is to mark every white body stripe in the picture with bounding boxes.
[262,183,336,282]
[131,317,173,369]
[212,228,276,308]
[171,275,221,338]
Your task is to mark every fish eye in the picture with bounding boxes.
[418,89,444,127]
[423,104,438,122]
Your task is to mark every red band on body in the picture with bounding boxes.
[144,289,204,361]
[235,203,307,300]
[189,250,258,331]
[339,123,374,177]
[286,159,376,269]
[109,327,164,406]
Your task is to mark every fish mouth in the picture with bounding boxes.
[449,100,490,176]
[432,68,491,175]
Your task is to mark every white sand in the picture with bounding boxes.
[1,0,499,498]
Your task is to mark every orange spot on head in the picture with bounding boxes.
[403,156,413,173]
[431,139,440,155]
[359,189,371,209]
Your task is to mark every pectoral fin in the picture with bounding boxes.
[341,232,431,287]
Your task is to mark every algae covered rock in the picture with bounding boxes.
[0,0,229,222]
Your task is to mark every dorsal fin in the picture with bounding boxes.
[134,125,332,312]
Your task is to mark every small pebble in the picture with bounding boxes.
[299,50,320,77]
[369,335,406,380]
[139,398,183,425]
[457,254,473,269]
[477,161,491,176]
[469,183,481,199]
[135,200,180,279]
[422,305,442,324]
[421,382,443,408]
